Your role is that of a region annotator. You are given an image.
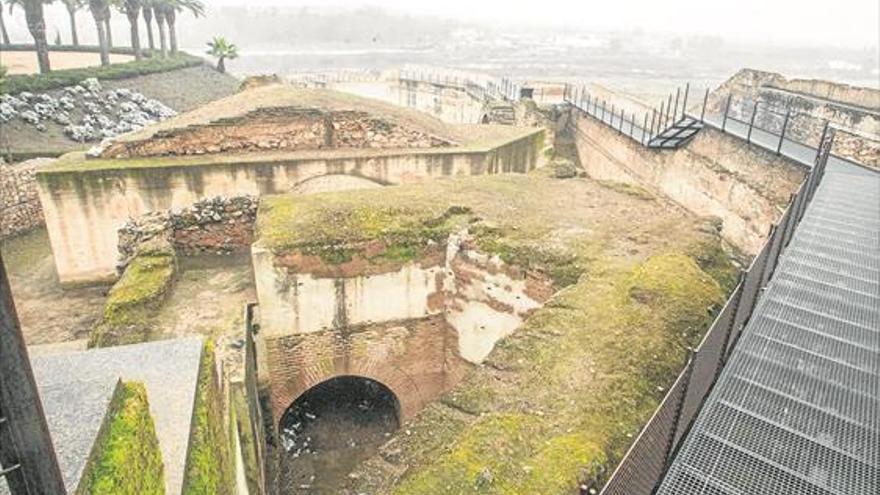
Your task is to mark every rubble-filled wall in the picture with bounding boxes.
[571,112,804,253]
[0,158,46,239]
[38,127,543,285]
[99,108,453,159]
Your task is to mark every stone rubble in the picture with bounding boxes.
[0,78,176,143]
[117,196,259,270]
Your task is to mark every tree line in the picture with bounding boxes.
[1,0,205,74]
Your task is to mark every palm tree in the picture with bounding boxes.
[152,1,166,57]
[118,0,141,60]
[164,0,202,55]
[141,0,154,50]
[102,1,111,47]
[87,0,110,65]
[0,1,11,44]
[62,0,83,46]
[205,36,236,74]
[9,0,53,73]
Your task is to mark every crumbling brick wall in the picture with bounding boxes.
[0,158,46,239]
[100,108,453,158]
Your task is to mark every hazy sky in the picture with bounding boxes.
[210,0,879,49]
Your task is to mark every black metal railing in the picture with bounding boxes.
[595,128,835,495]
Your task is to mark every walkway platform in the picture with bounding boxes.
[656,160,880,495]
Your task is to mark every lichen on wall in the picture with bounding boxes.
[76,381,165,495]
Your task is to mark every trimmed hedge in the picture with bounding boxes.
[0,52,205,94]
[77,381,165,495]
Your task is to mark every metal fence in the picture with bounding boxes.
[595,128,835,495]
[399,69,522,102]
[563,83,704,147]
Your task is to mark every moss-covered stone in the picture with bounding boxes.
[182,340,235,495]
[88,244,177,348]
[77,381,165,495]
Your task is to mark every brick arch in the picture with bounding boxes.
[264,316,464,427]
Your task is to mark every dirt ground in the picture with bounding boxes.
[1,228,106,346]
[2,50,134,75]
[1,229,256,352]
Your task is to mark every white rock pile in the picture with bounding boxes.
[0,78,176,142]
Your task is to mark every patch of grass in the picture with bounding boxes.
[0,53,204,94]
[182,340,234,495]
[89,245,176,348]
[77,381,164,495]
[596,180,655,200]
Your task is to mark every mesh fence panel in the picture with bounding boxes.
[673,296,738,447]
[599,366,691,495]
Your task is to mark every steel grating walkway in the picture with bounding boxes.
[656,160,880,495]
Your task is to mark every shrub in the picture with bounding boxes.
[0,53,204,94]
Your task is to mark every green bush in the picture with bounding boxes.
[0,53,204,94]
[77,381,165,495]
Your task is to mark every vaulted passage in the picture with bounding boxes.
[277,376,400,494]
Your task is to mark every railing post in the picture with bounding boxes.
[658,101,666,133]
[672,87,681,123]
[642,113,649,144]
[746,101,759,143]
[630,112,636,137]
[665,94,673,128]
[681,83,690,118]
[700,88,709,123]
[650,109,658,140]
[610,103,616,125]
[602,100,607,121]
[777,109,791,154]
[815,119,830,164]
[721,94,732,131]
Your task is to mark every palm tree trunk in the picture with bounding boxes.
[143,8,155,51]
[126,10,142,61]
[24,2,52,73]
[166,9,178,55]
[155,8,168,58]
[0,7,11,45]
[66,5,79,46]
[217,56,225,73]
[90,5,110,66]
[104,8,113,48]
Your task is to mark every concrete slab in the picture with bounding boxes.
[2,337,203,495]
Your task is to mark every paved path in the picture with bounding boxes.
[657,160,880,495]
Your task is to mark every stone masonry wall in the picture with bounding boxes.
[117,196,258,269]
[0,158,47,239]
[100,108,453,158]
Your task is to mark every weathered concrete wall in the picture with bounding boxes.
[571,111,804,253]
[0,158,47,238]
[38,129,543,285]
[252,233,550,425]
[393,80,487,125]
[709,69,880,168]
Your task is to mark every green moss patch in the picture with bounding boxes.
[88,243,176,348]
[77,381,164,495]
[351,252,732,494]
[182,341,234,495]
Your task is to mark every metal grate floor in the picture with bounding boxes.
[657,161,880,495]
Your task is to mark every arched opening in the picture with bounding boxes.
[481,113,491,124]
[278,376,400,493]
